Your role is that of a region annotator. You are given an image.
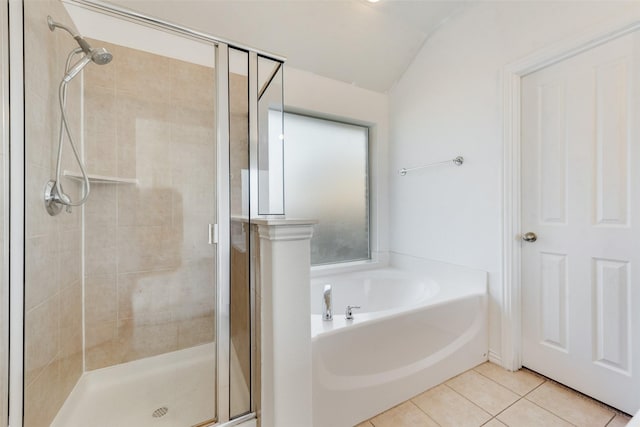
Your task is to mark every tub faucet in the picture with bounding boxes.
[322,284,332,321]
[345,305,361,320]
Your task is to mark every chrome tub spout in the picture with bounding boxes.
[323,284,332,321]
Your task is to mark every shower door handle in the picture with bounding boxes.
[208,223,218,245]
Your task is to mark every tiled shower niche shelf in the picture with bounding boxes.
[63,170,139,185]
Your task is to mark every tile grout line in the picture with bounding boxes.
[489,389,534,423]
[365,363,629,427]
[481,377,550,426]
[603,413,617,426]
[446,368,523,415]
[522,396,579,426]
[439,363,546,426]
[605,412,633,426]
[368,365,489,426]
[440,383,494,418]
[410,364,539,426]
[536,371,632,418]
[517,377,581,427]
[522,368,630,423]
[407,400,442,427]
[367,399,442,427]
[479,416,499,426]
[520,377,547,398]
[473,365,546,396]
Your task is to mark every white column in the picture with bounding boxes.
[256,219,315,427]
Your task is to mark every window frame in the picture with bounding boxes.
[282,110,372,267]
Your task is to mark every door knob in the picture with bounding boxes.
[522,232,537,242]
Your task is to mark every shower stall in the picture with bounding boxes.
[8,0,285,426]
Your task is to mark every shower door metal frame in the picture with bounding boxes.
[216,41,231,424]
[0,1,12,427]
[62,0,286,62]
[7,0,25,425]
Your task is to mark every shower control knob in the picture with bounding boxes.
[522,232,537,242]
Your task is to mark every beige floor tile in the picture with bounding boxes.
[526,382,615,427]
[497,399,573,427]
[370,401,438,427]
[474,363,545,396]
[412,384,491,427]
[483,419,507,427]
[607,414,631,427]
[446,370,520,415]
[354,422,374,427]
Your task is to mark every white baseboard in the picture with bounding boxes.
[488,350,503,368]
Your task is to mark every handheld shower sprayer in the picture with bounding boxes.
[44,16,113,216]
[62,53,92,83]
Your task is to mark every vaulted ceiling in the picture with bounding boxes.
[106,0,467,92]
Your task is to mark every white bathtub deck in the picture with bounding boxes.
[52,343,216,427]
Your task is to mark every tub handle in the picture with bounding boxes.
[345,305,361,320]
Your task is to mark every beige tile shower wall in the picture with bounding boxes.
[23,1,84,426]
[82,40,217,370]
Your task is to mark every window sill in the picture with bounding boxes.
[310,255,388,278]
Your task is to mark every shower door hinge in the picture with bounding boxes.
[208,223,218,245]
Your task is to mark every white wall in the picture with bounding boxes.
[285,67,390,263]
[389,1,640,364]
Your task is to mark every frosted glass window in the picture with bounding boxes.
[283,113,369,265]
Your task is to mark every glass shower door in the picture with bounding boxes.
[22,2,220,425]
[79,38,219,426]
[229,47,252,420]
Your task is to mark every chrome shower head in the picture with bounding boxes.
[48,15,113,71]
[62,47,111,83]
[72,34,112,65]
[89,47,113,65]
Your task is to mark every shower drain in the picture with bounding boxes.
[152,407,169,418]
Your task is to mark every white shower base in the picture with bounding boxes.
[52,343,216,427]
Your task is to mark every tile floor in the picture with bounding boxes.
[356,362,632,427]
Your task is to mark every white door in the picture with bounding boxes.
[521,31,640,414]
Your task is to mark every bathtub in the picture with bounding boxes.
[311,257,488,427]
